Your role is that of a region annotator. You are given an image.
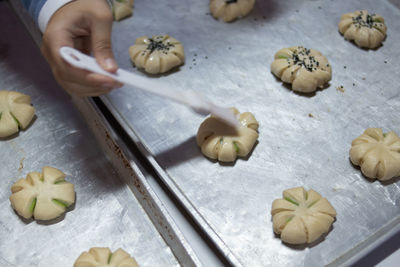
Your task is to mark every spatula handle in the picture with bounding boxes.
[60,46,238,126]
[60,46,209,112]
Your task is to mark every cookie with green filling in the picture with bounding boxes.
[74,247,139,267]
[0,90,35,138]
[210,0,255,22]
[350,128,400,181]
[9,166,75,220]
[197,108,259,162]
[112,0,134,21]
[271,187,336,245]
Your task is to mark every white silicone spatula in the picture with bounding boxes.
[60,46,239,127]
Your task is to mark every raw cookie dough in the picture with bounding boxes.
[74,247,139,267]
[112,0,134,21]
[338,10,387,49]
[350,128,400,181]
[129,35,185,74]
[210,0,255,22]
[0,90,35,138]
[270,46,332,93]
[271,187,336,245]
[9,166,75,220]
[197,108,259,162]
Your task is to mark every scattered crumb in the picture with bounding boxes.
[336,85,345,93]
[205,56,208,59]
[192,58,196,61]
[384,60,387,64]
[362,77,366,80]
[194,53,197,57]
[353,83,355,86]
[189,66,192,69]
[18,157,25,171]
[318,6,322,9]
[344,66,347,69]
[308,113,314,118]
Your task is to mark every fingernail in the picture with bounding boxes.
[102,83,114,88]
[105,58,117,70]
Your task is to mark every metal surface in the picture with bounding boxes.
[73,96,201,267]
[0,3,179,266]
[104,0,400,266]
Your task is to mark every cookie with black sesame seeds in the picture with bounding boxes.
[339,10,387,49]
[129,35,185,74]
[270,46,332,93]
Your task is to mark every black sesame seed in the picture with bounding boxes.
[146,38,174,53]
[289,47,321,72]
[352,12,379,28]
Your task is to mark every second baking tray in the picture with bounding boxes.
[1,2,198,266]
[104,0,400,265]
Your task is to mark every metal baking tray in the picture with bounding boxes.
[0,2,197,266]
[103,0,400,265]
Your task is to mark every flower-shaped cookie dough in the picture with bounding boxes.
[271,187,336,245]
[129,35,185,74]
[209,0,255,22]
[197,108,259,162]
[9,166,75,220]
[112,0,134,21]
[350,128,400,181]
[74,247,139,267]
[339,10,387,49]
[271,46,332,93]
[0,90,35,138]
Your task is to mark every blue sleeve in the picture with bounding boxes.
[20,0,47,24]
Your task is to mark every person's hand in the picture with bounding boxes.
[41,0,123,97]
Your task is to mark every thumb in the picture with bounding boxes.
[91,12,118,73]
